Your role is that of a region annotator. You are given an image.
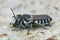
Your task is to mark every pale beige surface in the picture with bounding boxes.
[0,0,60,40]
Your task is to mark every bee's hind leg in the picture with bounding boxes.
[44,22,52,27]
[40,24,47,29]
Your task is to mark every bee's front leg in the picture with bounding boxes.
[27,28,31,34]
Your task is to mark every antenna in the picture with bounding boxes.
[10,8,16,19]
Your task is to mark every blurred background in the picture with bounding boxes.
[0,0,60,40]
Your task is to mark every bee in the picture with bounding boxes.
[10,8,52,34]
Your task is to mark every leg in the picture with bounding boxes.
[27,28,31,34]
[45,22,51,26]
[27,22,32,34]
[40,25,47,29]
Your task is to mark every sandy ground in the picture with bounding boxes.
[0,0,60,40]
